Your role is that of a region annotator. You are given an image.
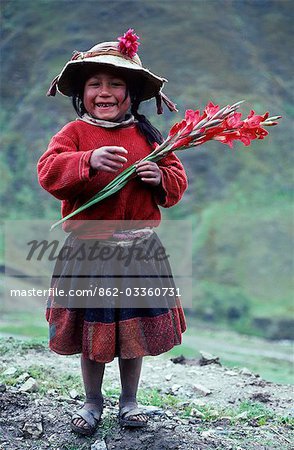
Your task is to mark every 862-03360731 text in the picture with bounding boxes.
[9,286,182,298]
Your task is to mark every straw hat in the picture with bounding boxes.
[47,29,177,113]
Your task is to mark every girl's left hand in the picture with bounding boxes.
[135,161,162,186]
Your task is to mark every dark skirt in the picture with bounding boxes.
[46,232,186,362]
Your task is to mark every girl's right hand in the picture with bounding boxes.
[90,146,128,173]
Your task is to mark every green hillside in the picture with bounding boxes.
[1,0,293,339]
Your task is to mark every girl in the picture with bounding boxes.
[38,30,187,435]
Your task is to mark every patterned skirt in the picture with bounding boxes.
[46,231,186,363]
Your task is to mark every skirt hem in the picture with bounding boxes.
[48,334,186,363]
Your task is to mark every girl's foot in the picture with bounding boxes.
[119,398,148,427]
[71,396,103,436]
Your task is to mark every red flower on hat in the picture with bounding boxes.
[118,28,140,58]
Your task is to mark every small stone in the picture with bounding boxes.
[2,367,17,376]
[239,367,254,376]
[165,424,175,430]
[226,370,238,376]
[19,377,38,393]
[191,408,205,418]
[193,383,212,396]
[165,373,172,381]
[69,389,79,399]
[16,372,30,383]
[178,401,191,407]
[138,405,164,415]
[199,351,221,366]
[47,389,57,395]
[91,439,108,450]
[171,383,181,393]
[201,429,216,438]
[191,399,206,407]
[0,383,6,393]
[22,417,43,438]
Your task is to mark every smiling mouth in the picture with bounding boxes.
[95,103,117,108]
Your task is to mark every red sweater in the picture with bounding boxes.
[38,120,188,238]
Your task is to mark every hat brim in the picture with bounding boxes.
[56,55,167,102]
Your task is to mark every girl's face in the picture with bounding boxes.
[83,70,131,122]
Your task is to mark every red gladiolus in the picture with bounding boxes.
[168,122,181,137]
[185,109,201,125]
[171,136,193,149]
[168,119,187,137]
[244,110,265,128]
[51,100,281,230]
[118,28,140,58]
[214,132,241,148]
[204,101,220,118]
[225,112,243,129]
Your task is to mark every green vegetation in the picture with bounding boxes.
[168,320,294,384]
[1,1,293,348]
[0,311,48,340]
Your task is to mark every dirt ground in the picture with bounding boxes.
[0,340,293,449]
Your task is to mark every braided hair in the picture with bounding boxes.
[130,93,164,146]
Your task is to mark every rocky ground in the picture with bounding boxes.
[0,338,293,450]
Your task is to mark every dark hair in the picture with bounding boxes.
[130,95,164,145]
[71,68,163,146]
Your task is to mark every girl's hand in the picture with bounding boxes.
[90,146,128,173]
[135,161,162,186]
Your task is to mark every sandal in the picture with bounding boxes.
[71,399,103,436]
[119,404,149,428]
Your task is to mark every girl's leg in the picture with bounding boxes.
[118,356,148,423]
[72,355,105,429]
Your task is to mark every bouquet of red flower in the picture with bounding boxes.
[51,101,281,230]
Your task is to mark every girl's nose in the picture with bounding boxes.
[99,83,112,96]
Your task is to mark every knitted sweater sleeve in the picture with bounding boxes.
[37,130,95,200]
[153,152,188,207]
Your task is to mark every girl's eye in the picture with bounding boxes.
[87,80,125,88]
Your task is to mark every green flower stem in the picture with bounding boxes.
[81,164,137,207]
[50,148,175,230]
[50,178,131,230]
